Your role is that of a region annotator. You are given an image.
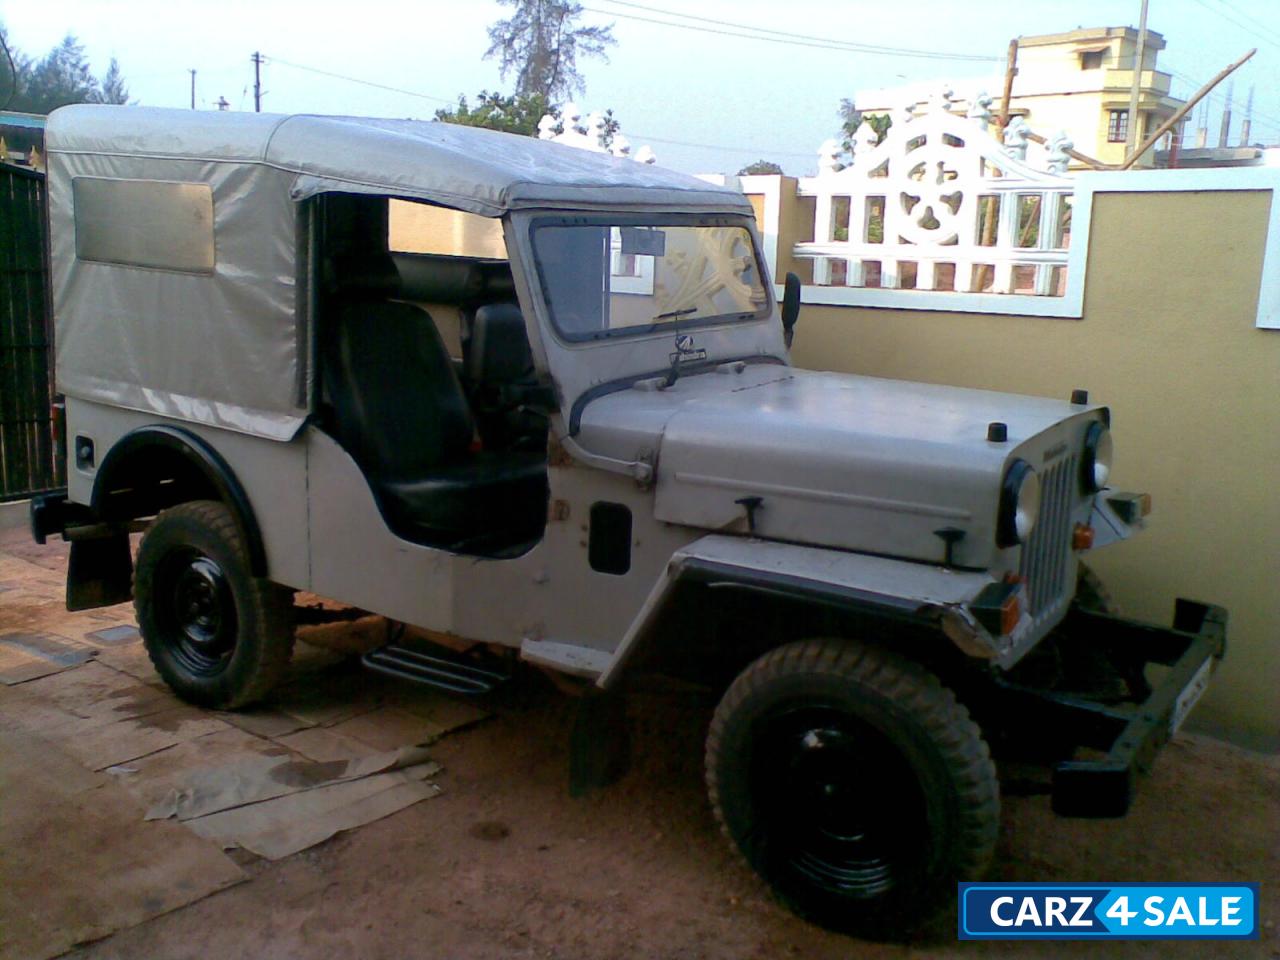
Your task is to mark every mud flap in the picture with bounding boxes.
[569,690,631,797]
[67,532,133,611]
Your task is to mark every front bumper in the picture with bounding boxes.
[994,598,1227,817]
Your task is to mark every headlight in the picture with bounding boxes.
[997,459,1040,547]
[1081,421,1113,493]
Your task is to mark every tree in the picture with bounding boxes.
[838,97,891,158]
[0,28,132,113]
[737,159,783,175]
[485,0,615,101]
[1,27,27,110]
[436,90,626,149]
[22,35,97,112]
[93,57,130,105]
[435,90,553,136]
[838,97,862,152]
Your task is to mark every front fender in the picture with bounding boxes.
[596,534,1003,688]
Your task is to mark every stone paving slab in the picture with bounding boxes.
[0,526,486,953]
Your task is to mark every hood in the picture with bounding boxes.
[575,364,1102,567]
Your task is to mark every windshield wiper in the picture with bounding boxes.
[652,307,699,321]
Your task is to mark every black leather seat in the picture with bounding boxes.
[462,303,548,452]
[464,302,534,384]
[323,259,547,551]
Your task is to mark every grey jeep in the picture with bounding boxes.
[30,105,1226,936]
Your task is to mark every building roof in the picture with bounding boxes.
[45,105,748,217]
[1018,25,1166,51]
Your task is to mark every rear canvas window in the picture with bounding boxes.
[73,177,215,273]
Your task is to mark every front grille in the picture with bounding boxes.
[1020,454,1076,619]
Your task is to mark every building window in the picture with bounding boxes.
[1081,50,1105,70]
[1107,110,1129,143]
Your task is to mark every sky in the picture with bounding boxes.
[3,0,1280,174]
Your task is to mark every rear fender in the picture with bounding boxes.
[91,425,267,574]
[50,425,267,611]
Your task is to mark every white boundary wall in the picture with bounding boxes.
[717,167,1280,330]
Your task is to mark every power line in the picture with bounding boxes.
[1208,0,1280,51]
[266,56,817,163]
[1186,0,1280,58]
[631,131,817,158]
[1113,42,1280,138]
[593,0,998,60]
[265,55,455,105]
[1182,0,1280,137]
[0,30,16,111]
[1165,63,1280,135]
[584,0,1000,62]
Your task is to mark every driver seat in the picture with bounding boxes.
[323,254,547,552]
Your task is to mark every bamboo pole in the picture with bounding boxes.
[1120,48,1257,170]
[979,39,1019,290]
[1024,130,1113,170]
[998,38,1018,126]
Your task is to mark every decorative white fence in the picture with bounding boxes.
[795,92,1077,304]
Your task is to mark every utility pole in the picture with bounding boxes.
[251,52,263,112]
[1124,0,1150,156]
[1219,79,1233,147]
[189,69,196,110]
[1240,84,1254,146]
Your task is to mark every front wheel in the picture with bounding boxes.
[705,638,999,938]
[135,500,294,709]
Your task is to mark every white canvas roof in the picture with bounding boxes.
[45,106,752,441]
[46,106,750,217]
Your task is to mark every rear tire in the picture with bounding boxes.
[706,638,999,938]
[135,500,293,709]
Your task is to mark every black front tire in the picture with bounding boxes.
[135,500,294,709]
[706,638,999,938]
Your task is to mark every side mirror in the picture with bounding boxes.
[780,272,801,349]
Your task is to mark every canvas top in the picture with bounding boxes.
[46,105,750,217]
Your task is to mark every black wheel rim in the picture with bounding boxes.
[155,548,238,677]
[750,705,930,900]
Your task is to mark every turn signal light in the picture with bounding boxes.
[971,581,1022,637]
[1072,523,1095,551]
[1107,492,1153,524]
[998,594,1021,636]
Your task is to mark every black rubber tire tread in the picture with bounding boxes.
[705,637,999,937]
[1075,562,1120,615]
[135,500,294,709]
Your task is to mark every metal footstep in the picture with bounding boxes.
[361,642,509,695]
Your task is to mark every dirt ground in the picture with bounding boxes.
[1,519,1276,959]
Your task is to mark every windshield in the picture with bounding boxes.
[531,219,769,341]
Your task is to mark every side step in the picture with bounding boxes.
[362,642,509,695]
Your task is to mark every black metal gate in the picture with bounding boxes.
[0,162,61,502]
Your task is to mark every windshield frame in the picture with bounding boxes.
[528,212,772,344]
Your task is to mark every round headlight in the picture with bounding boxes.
[1082,421,1113,493]
[998,459,1041,547]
